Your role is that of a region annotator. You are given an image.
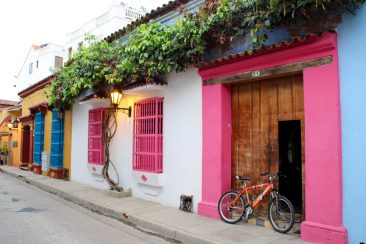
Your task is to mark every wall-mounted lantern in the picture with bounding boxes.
[12,120,19,129]
[110,89,131,117]
[110,89,123,107]
[7,122,13,130]
[7,119,19,130]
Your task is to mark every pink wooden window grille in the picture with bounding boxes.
[88,108,105,165]
[133,97,163,173]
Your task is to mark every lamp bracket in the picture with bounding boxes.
[112,106,132,117]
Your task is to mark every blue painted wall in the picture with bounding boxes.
[338,5,366,244]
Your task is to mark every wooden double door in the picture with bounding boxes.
[232,74,304,213]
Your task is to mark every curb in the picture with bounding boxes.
[0,168,215,244]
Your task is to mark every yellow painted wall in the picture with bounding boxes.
[11,126,21,167]
[0,110,9,123]
[21,87,48,117]
[16,122,23,167]
[63,110,72,179]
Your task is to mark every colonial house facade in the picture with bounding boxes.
[2,1,364,243]
[68,1,366,243]
[18,75,73,179]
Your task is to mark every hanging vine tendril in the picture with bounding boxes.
[102,108,123,192]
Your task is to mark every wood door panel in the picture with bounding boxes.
[292,76,304,114]
[232,74,304,193]
[278,79,293,121]
[231,86,240,190]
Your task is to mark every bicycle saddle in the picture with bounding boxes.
[236,176,251,181]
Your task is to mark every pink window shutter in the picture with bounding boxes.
[88,108,105,165]
[133,97,163,173]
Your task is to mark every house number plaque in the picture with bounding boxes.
[252,70,261,77]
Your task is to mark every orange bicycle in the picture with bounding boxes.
[218,173,295,233]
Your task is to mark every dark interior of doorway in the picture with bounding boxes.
[21,125,30,164]
[278,120,302,214]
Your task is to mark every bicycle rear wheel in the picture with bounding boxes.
[268,196,295,233]
[218,191,245,224]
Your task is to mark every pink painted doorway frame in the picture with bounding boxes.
[197,32,347,244]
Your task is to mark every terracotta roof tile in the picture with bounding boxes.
[0,99,18,106]
[199,31,335,68]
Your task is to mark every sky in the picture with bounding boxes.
[0,0,169,101]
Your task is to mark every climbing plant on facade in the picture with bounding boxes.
[48,36,120,109]
[49,0,365,109]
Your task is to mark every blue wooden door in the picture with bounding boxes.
[33,112,45,165]
[50,109,64,169]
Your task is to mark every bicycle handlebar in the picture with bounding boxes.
[260,172,287,178]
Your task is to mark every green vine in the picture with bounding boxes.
[48,0,365,108]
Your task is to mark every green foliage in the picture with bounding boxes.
[109,12,206,82]
[203,0,366,47]
[49,0,365,108]
[48,36,120,108]
[1,145,8,155]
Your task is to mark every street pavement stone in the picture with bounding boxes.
[0,166,309,243]
[0,172,170,244]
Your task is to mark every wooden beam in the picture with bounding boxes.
[204,56,333,86]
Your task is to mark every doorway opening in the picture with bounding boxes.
[278,120,302,214]
[21,125,30,167]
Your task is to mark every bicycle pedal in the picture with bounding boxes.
[243,206,253,221]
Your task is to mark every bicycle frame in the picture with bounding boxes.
[219,174,295,233]
[231,182,274,211]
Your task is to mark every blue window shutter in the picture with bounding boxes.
[50,109,64,169]
[33,112,45,164]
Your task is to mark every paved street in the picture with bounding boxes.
[0,173,170,244]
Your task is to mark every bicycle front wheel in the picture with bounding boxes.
[268,196,295,233]
[218,191,245,224]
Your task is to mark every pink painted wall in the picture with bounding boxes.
[198,33,347,243]
[198,83,231,218]
[301,54,347,243]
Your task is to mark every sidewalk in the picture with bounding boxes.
[0,166,306,244]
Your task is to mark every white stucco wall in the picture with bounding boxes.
[71,68,202,211]
[65,4,143,61]
[16,43,66,94]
